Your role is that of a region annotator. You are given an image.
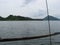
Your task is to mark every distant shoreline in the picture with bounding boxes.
[0,19,59,21]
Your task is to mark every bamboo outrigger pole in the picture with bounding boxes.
[0,32,60,42]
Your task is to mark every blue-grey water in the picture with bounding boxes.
[0,21,60,45]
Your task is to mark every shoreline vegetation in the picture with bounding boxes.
[0,15,60,21]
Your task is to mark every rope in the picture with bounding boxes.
[45,0,52,45]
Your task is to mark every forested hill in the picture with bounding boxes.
[0,15,32,20]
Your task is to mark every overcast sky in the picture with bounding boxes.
[0,0,60,18]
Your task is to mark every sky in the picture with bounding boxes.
[0,0,60,18]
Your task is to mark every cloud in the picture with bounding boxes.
[0,0,47,18]
[24,0,34,4]
[47,0,60,17]
[21,0,36,7]
[19,0,46,18]
[29,10,46,18]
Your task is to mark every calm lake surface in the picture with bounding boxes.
[0,21,60,45]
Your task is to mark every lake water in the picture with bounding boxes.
[0,21,60,45]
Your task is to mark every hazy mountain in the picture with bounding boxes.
[43,15,60,20]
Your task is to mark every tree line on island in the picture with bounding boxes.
[0,15,60,21]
